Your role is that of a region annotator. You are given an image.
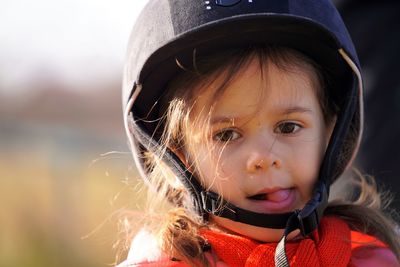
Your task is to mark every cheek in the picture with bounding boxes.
[193,145,244,197]
[194,145,229,187]
[286,138,326,193]
[193,148,215,186]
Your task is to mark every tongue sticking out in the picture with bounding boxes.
[266,189,291,202]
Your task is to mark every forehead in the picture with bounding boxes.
[193,57,320,117]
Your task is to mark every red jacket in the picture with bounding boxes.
[117,217,399,267]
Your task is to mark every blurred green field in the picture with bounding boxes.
[0,120,142,267]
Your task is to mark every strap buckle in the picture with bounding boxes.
[296,181,328,236]
[201,191,222,214]
[200,191,239,221]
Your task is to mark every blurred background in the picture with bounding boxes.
[0,1,147,266]
[0,1,399,267]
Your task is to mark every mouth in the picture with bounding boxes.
[247,188,296,213]
[248,188,292,201]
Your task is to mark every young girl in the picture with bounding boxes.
[119,0,400,266]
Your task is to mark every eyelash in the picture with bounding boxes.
[213,128,242,142]
[274,121,303,135]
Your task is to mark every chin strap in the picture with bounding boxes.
[200,181,327,231]
[201,191,292,228]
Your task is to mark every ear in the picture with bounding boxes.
[173,148,186,164]
[171,147,193,172]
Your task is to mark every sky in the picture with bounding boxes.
[0,0,148,94]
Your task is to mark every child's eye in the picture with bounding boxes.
[275,122,302,135]
[213,129,242,142]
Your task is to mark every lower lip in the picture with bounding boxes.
[248,189,296,213]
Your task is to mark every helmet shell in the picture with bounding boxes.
[123,0,362,186]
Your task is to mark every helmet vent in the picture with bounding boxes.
[215,0,242,7]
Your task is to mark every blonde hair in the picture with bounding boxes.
[126,46,400,265]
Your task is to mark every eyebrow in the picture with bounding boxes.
[210,106,314,125]
[279,106,314,116]
[210,116,237,125]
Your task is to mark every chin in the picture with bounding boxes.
[211,215,295,242]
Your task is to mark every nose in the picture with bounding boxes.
[246,145,281,173]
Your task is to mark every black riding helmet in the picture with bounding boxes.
[123,0,363,262]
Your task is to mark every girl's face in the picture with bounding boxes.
[184,57,332,242]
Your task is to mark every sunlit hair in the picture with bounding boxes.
[123,46,400,265]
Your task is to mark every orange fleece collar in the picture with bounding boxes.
[201,217,385,267]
